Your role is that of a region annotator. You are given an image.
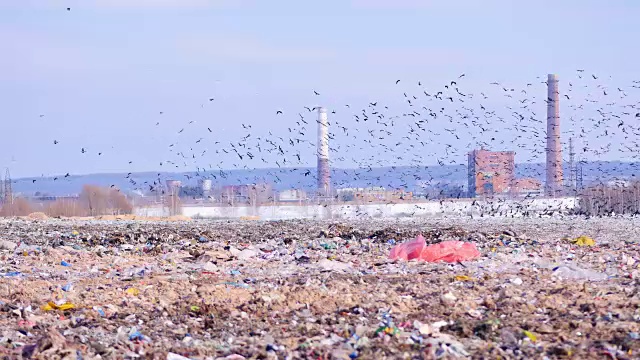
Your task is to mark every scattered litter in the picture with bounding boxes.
[0,217,636,358]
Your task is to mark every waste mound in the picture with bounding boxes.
[389,235,481,262]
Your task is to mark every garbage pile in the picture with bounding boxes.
[0,216,639,359]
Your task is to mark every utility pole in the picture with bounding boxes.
[577,162,584,190]
[0,171,3,206]
[567,138,577,195]
[4,168,12,206]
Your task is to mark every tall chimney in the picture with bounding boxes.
[545,74,563,197]
[317,107,330,196]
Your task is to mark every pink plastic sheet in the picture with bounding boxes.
[389,235,481,263]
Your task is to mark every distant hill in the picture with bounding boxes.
[9,161,639,197]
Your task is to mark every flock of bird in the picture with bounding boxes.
[38,68,640,206]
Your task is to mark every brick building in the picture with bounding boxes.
[468,149,515,197]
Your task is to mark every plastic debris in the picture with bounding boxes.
[167,353,191,360]
[93,306,106,317]
[60,260,72,267]
[42,301,76,311]
[318,258,352,272]
[454,275,473,282]
[128,327,149,341]
[441,292,458,305]
[552,265,609,281]
[523,330,538,342]
[1,271,21,277]
[573,235,596,246]
[389,235,481,262]
[0,240,18,251]
[125,287,140,296]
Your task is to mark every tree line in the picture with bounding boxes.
[576,180,640,216]
[0,185,133,217]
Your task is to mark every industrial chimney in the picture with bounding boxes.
[545,74,563,197]
[317,107,330,197]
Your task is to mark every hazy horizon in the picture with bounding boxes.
[8,159,640,181]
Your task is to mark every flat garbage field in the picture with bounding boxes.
[1,216,640,359]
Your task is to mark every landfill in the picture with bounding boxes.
[0,215,639,359]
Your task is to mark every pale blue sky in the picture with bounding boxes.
[1,0,639,178]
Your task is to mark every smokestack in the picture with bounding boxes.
[545,74,563,197]
[317,107,330,196]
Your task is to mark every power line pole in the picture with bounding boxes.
[0,171,3,206]
[568,138,577,194]
[4,168,12,205]
[577,162,584,190]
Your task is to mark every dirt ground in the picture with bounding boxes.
[0,216,639,359]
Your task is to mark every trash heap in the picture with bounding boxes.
[0,216,639,359]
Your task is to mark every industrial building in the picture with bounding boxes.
[278,189,307,202]
[218,183,273,206]
[165,180,182,192]
[336,187,412,202]
[467,149,515,197]
[511,178,543,198]
[198,179,213,196]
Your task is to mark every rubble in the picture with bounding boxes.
[0,216,639,359]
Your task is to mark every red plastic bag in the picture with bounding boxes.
[389,235,426,260]
[420,241,481,262]
[389,236,481,263]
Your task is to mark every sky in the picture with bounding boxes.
[1,0,639,178]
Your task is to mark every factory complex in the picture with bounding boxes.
[150,74,575,209]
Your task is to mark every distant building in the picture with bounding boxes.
[607,179,630,188]
[218,183,273,205]
[31,194,80,202]
[198,179,213,195]
[511,178,543,197]
[337,187,412,202]
[468,149,515,198]
[278,189,307,202]
[417,182,466,200]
